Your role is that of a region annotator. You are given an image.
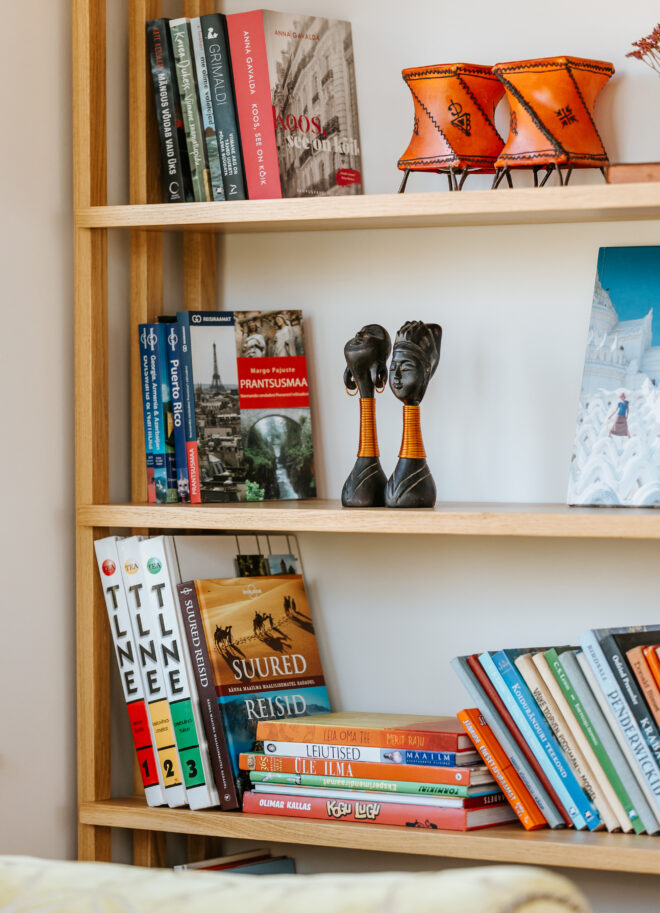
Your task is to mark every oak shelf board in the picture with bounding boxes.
[77,500,660,538]
[75,183,660,234]
[80,798,660,874]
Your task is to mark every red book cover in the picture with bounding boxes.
[243,790,515,830]
[466,654,572,827]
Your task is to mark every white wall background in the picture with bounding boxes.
[2,0,660,909]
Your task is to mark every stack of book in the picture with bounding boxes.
[453,627,660,835]
[240,712,517,830]
[147,10,362,202]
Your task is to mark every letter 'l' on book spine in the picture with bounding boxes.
[480,651,593,830]
[226,10,282,199]
[175,314,201,503]
[458,709,546,830]
[176,580,239,809]
[117,536,187,808]
[94,537,165,807]
[138,325,156,503]
[170,18,211,201]
[146,19,187,202]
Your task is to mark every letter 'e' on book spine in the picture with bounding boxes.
[94,536,166,807]
[457,709,546,830]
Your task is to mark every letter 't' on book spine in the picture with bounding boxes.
[146,19,187,203]
[176,580,239,809]
[226,10,282,199]
[138,325,156,503]
[94,536,166,807]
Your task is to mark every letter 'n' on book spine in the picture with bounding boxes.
[94,537,166,807]
[225,10,282,199]
[176,580,239,809]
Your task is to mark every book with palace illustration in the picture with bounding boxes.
[184,574,330,785]
[568,246,660,507]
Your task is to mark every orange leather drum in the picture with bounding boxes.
[492,56,614,186]
[398,64,504,191]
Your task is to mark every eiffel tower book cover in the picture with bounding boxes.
[226,10,362,199]
[568,246,660,507]
[193,574,331,777]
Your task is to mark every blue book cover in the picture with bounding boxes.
[232,857,295,875]
[140,324,168,503]
[165,323,191,502]
[481,651,600,830]
[155,323,178,502]
[138,325,156,502]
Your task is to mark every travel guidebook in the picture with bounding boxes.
[568,246,660,507]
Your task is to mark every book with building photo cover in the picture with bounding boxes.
[568,246,660,506]
[226,10,362,199]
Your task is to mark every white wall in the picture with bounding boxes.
[2,0,660,909]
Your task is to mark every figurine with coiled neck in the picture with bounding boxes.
[342,324,392,507]
[386,320,442,508]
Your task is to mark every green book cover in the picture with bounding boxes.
[545,648,644,834]
[248,770,487,798]
[170,18,210,202]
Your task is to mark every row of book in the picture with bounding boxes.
[95,532,330,810]
[453,627,660,834]
[138,309,315,504]
[147,11,362,202]
[240,712,517,830]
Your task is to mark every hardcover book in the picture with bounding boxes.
[568,246,660,507]
[190,17,226,201]
[226,9,362,199]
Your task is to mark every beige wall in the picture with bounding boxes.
[2,0,660,909]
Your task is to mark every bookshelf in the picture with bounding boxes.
[73,0,660,878]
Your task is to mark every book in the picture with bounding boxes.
[94,537,165,807]
[256,712,471,752]
[190,17,226,201]
[240,752,495,786]
[644,645,660,692]
[259,741,479,767]
[627,645,660,728]
[568,246,660,507]
[251,783,506,810]
[175,318,201,503]
[248,770,492,798]
[242,790,516,830]
[138,325,157,503]
[139,324,171,502]
[164,323,190,502]
[175,848,271,871]
[606,162,660,183]
[199,13,247,200]
[192,574,331,781]
[225,857,296,874]
[146,19,191,203]
[458,709,546,831]
[116,536,187,807]
[169,19,210,201]
[139,537,218,809]
[157,324,178,501]
[226,10,362,199]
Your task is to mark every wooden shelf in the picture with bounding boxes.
[80,798,660,874]
[75,183,660,234]
[77,500,660,538]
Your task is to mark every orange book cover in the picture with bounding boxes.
[255,711,471,752]
[238,752,493,786]
[643,645,660,692]
[458,708,547,831]
[627,646,660,728]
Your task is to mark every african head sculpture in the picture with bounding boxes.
[386,320,442,508]
[342,324,392,507]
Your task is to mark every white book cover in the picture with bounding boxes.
[140,535,219,809]
[116,536,187,808]
[93,536,166,807]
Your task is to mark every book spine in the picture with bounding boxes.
[138,325,156,503]
[200,13,247,200]
[146,19,187,202]
[142,325,168,502]
[256,720,466,752]
[580,631,660,818]
[94,537,165,807]
[249,771,474,798]
[226,10,282,199]
[457,655,567,827]
[190,17,226,201]
[169,19,211,201]
[140,537,216,809]
[627,646,660,729]
[164,323,190,503]
[644,645,660,692]
[252,783,505,810]
[242,791,515,830]
[156,324,178,502]
[458,709,546,831]
[240,752,488,786]
[260,740,473,767]
[549,649,646,834]
[116,537,187,807]
[176,580,239,808]
[175,315,201,503]
[482,651,595,830]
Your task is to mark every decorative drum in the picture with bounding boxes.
[398,63,505,191]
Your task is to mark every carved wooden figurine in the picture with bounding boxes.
[342,324,392,507]
[386,320,442,508]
